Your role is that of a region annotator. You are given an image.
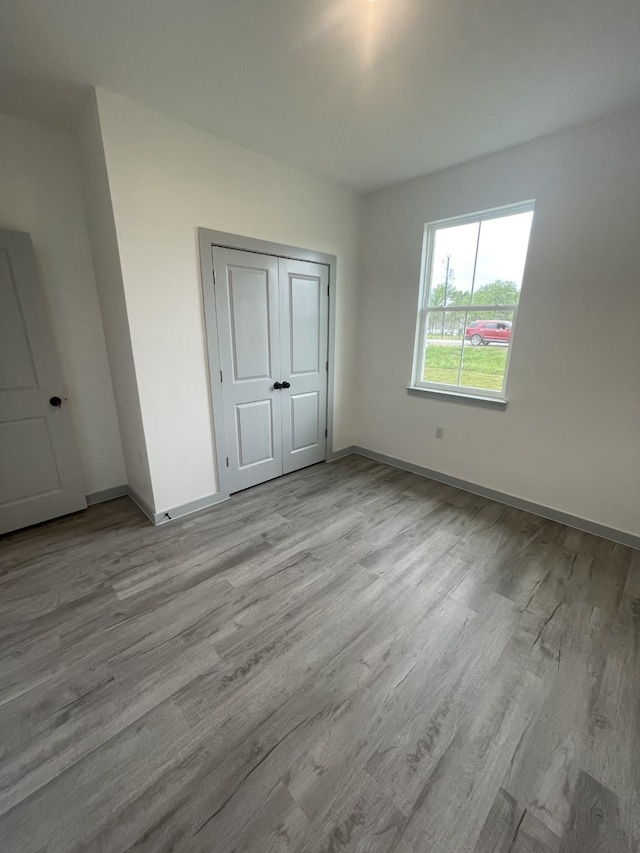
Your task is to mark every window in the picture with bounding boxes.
[411,202,534,401]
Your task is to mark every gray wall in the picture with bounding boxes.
[76,93,155,505]
[92,89,362,513]
[0,110,125,495]
[357,106,640,536]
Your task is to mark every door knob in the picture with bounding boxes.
[282,381,291,389]
[49,396,62,408]
[273,382,283,390]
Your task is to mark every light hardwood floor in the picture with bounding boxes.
[0,455,638,852]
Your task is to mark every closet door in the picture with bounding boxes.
[213,248,283,492]
[279,259,328,474]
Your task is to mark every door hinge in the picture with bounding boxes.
[325,428,328,438]
[325,361,328,373]
[226,457,229,467]
[220,370,223,383]
[327,284,330,296]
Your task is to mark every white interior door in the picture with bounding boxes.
[0,230,86,535]
[214,247,283,492]
[279,258,328,474]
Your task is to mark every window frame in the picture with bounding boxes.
[411,200,535,403]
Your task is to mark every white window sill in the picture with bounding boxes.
[406,386,508,410]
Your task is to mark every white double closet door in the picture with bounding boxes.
[213,248,329,494]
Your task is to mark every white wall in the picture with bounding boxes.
[77,95,154,506]
[358,106,640,537]
[0,111,126,495]
[94,89,362,513]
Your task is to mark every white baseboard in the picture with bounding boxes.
[349,446,640,551]
[87,451,639,550]
[153,492,229,524]
[127,486,228,525]
[326,445,357,462]
[86,485,129,505]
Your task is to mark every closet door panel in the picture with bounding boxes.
[213,247,283,493]
[279,259,329,474]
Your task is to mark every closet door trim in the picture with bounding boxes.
[198,228,337,500]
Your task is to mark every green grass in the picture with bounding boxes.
[423,344,507,391]
[425,333,463,340]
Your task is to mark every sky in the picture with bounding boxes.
[429,210,534,297]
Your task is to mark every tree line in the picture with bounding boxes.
[428,280,519,335]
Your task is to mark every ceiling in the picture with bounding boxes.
[1,0,639,191]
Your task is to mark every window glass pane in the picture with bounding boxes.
[460,309,515,391]
[428,222,479,306]
[470,211,533,305]
[423,311,466,384]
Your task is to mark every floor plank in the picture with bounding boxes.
[558,770,631,852]
[474,789,561,853]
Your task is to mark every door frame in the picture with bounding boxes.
[198,228,338,499]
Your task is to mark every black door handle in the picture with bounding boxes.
[273,382,283,390]
[49,396,62,408]
[282,381,291,389]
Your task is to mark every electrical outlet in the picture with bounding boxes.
[435,427,444,439]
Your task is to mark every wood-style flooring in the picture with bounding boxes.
[0,455,638,852]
